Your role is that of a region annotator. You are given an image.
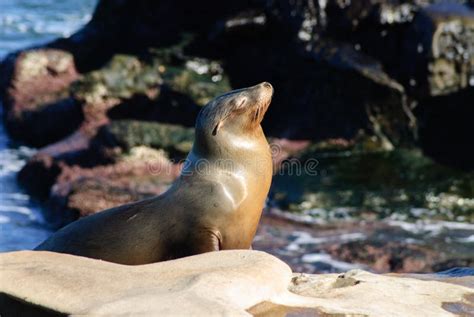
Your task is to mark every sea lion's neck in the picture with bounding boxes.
[192,126,269,161]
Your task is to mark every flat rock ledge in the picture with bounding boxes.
[1,251,473,316]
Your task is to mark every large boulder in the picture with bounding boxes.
[1,250,473,316]
[0,49,82,146]
[400,3,474,97]
[45,146,180,226]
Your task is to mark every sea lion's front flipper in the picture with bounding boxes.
[192,229,222,253]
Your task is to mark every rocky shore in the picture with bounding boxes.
[1,250,473,316]
[1,0,474,273]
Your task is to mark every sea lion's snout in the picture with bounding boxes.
[260,81,273,91]
[249,82,273,103]
[245,82,273,124]
[199,83,274,136]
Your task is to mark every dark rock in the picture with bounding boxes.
[17,154,63,200]
[271,148,474,219]
[47,0,253,72]
[416,87,474,170]
[214,29,412,143]
[17,130,108,200]
[6,98,83,147]
[0,293,65,317]
[1,49,82,146]
[399,3,474,97]
[326,240,438,273]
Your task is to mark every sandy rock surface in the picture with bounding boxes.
[1,250,473,316]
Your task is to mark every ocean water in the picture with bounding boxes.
[0,0,97,251]
[0,0,97,59]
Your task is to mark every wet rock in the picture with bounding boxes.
[17,154,63,200]
[106,54,231,126]
[69,54,164,137]
[1,49,82,146]
[17,130,106,200]
[255,213,474,274]
[72,54,162,105]
[271,149,474,219]
[433,259,474,273]
[326,240,438,273]
[217,31,412,144]
[17,119,189,208]
[46,179,154,227]
[400,3,474,96]
[93,120,195,160]
[417,86,474,170]
[45,146,179,226]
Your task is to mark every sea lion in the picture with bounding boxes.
[35,82,274,265]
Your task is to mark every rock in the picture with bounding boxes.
[217,32,412,144]
[0,250,293,316]
[17,130,104,200]
[93,120,195,160]
[17,154,63,200]
[271,148,474,220]
[68,54,165,143]
[1,251,473,316]
[325,240,438,273]
[46,178,155,227]
[400,3,474,97]
[17,119,193,222]
[1,49,82,146]
[416,87,474,170]
[281,270,474,316]
[45,147,179,226]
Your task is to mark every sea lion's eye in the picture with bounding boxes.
[212,121,223,136]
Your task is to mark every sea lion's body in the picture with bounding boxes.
[36,83,274,265]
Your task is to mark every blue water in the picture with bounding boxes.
[0,0,97,59]
[0,0,97,251]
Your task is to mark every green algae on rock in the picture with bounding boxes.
[95,120,194,158]
[272,148,474,222]
[151,43,231,106]
[72,54,163,103]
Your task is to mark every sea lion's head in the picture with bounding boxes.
[194,82,273,155]
[198,82,273,135]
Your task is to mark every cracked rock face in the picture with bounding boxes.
[1,250,473,316]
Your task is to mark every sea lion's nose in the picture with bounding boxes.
[260,82,273,90]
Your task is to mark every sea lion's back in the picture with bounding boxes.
[35,198,165,264]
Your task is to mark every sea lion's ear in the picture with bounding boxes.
[212,121,223,136]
